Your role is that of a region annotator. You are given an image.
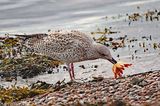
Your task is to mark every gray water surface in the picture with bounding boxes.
[0,0,160,34]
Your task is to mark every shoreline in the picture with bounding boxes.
[10,70,160,106]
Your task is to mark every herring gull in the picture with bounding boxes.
[16,30,129,80]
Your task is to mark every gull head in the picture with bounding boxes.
[94,44,117,64]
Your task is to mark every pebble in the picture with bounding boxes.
[139,80,148,87]
[101,87,109,91]
[145,96,150,100]
[109,90,115,93]
[78,90,85,94]
[85,89,91,94]
[64,92,70,96]
[12,70,160,106]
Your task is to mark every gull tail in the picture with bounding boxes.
[14,33,48,52]
[14,33,48,40]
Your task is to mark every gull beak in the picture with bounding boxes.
[108,58,117,64]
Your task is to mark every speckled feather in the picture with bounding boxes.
[26,30,99,63]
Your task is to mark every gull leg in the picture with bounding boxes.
[68,63,84,83]
[70,63,75,79]
[67,64,73,81]
[69,68,73,80]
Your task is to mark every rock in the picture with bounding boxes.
[78,90,85,94]
[130,77,143,85]
[92,76,104,82]
[71,89,76,93]
[37,98,45,104]
[126,83,132,88]
[109,80,118,86]
[85,89,91,94]
[138,80,148,87]
[101,87,109,91]
[79,100,84,104]
[111,99,127,106]
[132,85,142,89]
[47,70,52,74]
[114,84,119,89]
[94,65,98,68]
[91,88,97,93]
[145,96,150,100]
[109,90,115,93]
[57,98,63,102]
[64,92,70,96]
[78,94,85,98]
[79,65,85,69]
[47,100,55,106]
[45,97,54,103]
[73,95,79,99]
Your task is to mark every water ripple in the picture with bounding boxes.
[0,0,160,34]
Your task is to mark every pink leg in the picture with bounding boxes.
[70,63,75,79]
[68,67,73,80]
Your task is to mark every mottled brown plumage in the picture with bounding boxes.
[16,30,118,80]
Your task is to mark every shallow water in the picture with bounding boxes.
[0,0,160,86]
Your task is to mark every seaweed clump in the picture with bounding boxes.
[0,54,62,79]
[0,79,66,104]
[0,35,63,80]
[0,85,48,104]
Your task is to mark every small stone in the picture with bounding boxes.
[131,77,143,85]
[79,65,85,69]
[126,83,132,88]
[145,96,150,100]
[47,70,52,74]
[85,90,91,93]
[47,101,54,106]
[109,80,117,86]
[64,92,70,96]
[79,94,85,98]
[57,98,63,102]
[101,87,109,91]
[38,98,45,104]
[78,90,85,94]
[101,91,105,95]
[94,65,98,68]
[114,84,119,89]
[133,85,142,89]
[79,100,84,104]
[92,76,104,82]
[109,90,115,93]
[73,95,79,99]
[138,80,148,87]
[62,99,67,103]
[34,98,40,103]
[71,89,76,93]
[90,88,97,93]
[112,99,127,106]
[129,91,135,96]
[146,100,152,103]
